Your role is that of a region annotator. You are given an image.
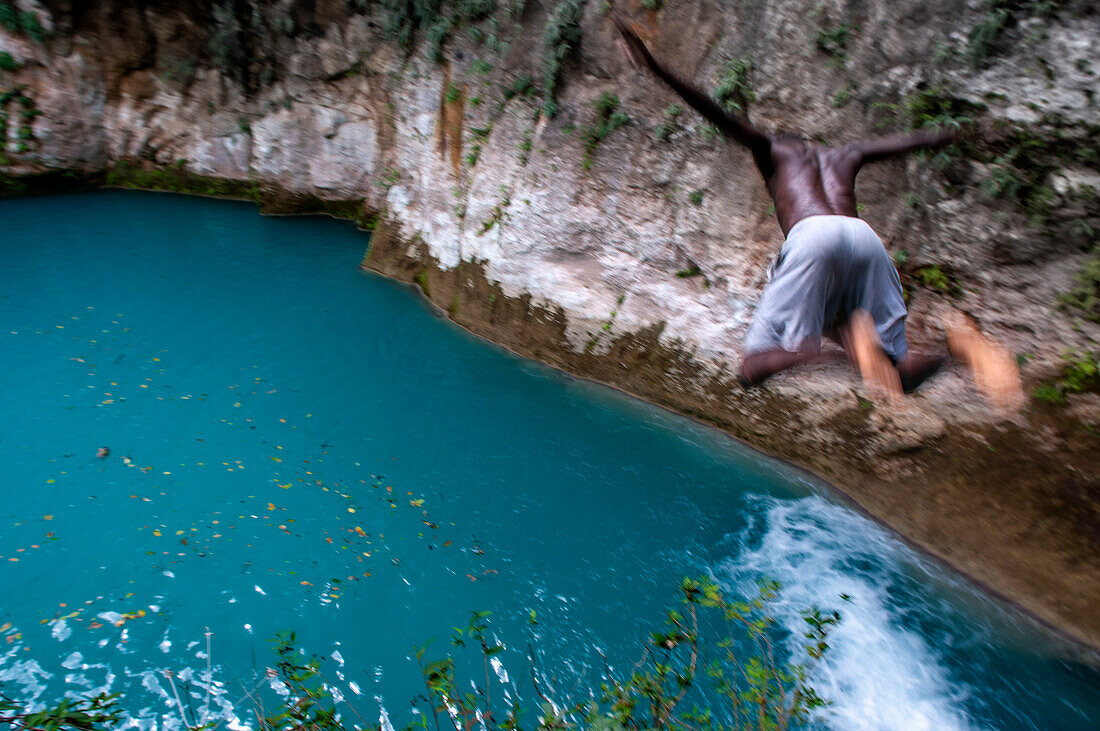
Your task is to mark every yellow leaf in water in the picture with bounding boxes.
[0,623,11,632]
[43,515,53,520]
[153,529,162,537]
[46,479,55,484]
[410,499,424,507]
[101,399,114,404]
[267,503,275,511]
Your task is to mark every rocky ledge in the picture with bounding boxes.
[1,0,1098,651]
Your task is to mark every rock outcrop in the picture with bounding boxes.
[2,0,1098,650]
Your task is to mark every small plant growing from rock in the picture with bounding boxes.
[1032,349,1100,405]
[377,167,401,192]
[581,92,630,169]
[653,103,683,141]
[1058,245,1100,322]
[478,185,512,234]
[714,57,755,114]
[541,0,586,117]
[915,264,955,294]
[814,22,858,69]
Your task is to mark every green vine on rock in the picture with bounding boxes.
[581,91,630,170]
[541,0,586,118]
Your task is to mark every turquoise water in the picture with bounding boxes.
[0,191,1097,729]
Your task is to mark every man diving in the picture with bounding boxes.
[615,19,1021,408]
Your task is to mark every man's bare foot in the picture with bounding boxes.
[845,310,902,402]
[946,316,1024,411]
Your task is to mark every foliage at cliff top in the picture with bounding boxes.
[0,577,841,730]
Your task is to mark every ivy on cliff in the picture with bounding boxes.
[541,0,586,117]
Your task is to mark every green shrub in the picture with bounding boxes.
[541,0,586,117]
[814,22,858,68]
[1,577,838,730]
[0,51,18,71]
[903,86,983,131]
[1032,350,1100,404]
[714,57,755,114]
[967,0,1068,68]
[1059,245,1100,322]
[581,91,630,169]
[653,103,683,141]
[0,2,44,42]
[915,265,954,293]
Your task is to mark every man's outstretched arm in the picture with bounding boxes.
[848,128,957,165]
[614,18,771,162]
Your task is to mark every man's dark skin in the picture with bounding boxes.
[616,20,954,393]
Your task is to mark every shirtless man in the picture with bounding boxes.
[616,20,1021,407]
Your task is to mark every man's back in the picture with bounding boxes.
[763,138,862,235]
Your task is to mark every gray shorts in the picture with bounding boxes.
[743,215,908,361]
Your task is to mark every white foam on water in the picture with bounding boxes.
[721,494,974,731]
[62,652,83,669]
[97,611,124,626]
[379,702,396,731]
[0,657,52,709]
[490,656,509,685]
[51,619,72,641]
[332,649,345,666]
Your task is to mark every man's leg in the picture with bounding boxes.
[841,310,902,400]
[839,218,951,397]
[895,353,947,393]
[740,220,836,386]
[739,347,822,387]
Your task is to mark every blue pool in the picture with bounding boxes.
[0,191,1096,729]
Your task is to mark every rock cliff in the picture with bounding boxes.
[1,0,1098,650]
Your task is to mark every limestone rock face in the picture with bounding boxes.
[2,0,1099,648]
